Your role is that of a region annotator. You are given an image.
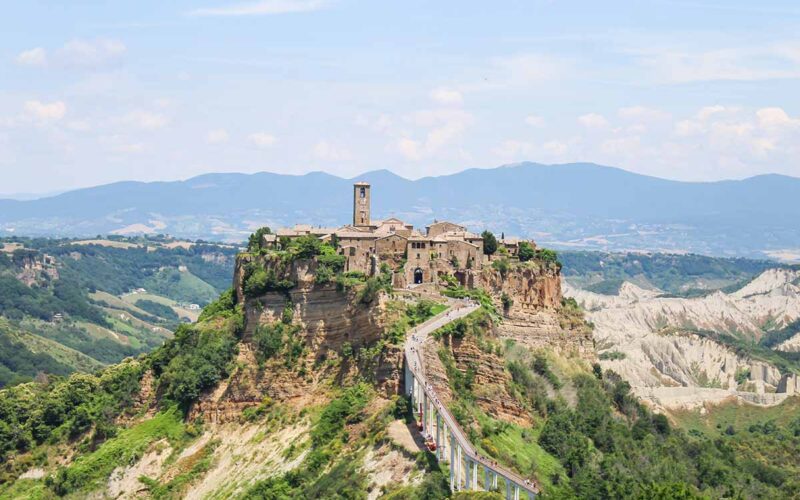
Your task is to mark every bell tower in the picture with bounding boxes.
[353,182,371,227]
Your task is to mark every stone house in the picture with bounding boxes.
[265,182,533,286]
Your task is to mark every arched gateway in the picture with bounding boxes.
[414,268,424,284]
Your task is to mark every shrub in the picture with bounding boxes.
[492,258,510,278]
[536,248,559,263]
[518,241,535,262]
[152,324,238,409]
[243,265,295,298]
[311,383,371,448]
[598,351,626,361]
[198,288,237,322]
[290,235,323,259]
[533,353,562,389]
[501,292,513,311]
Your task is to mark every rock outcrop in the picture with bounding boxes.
[482,263,595,360]
[191,255,398,423]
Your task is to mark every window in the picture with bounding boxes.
[349,247,356,256]
[360,187,366,198]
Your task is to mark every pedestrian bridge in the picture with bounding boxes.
[402,297,538,500]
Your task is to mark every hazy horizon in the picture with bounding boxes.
[4,160,800,201]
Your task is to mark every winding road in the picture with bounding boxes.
[401,292,538,499]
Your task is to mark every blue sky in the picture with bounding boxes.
[1,0,800,194]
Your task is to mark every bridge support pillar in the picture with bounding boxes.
[449,433,455,490]
[465,458,472,490]
[506,480,512,500]
[404,363,412,397]
[435,413,441,460]
[484,465,490,491]
[472,460,478,490]
[492,471,498,490]
[456,444,462,490]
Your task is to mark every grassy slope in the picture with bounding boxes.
[8,328,104,374]
[143,268,218,306]
[670,397,800,435]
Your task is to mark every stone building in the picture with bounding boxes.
[267,182,532,287]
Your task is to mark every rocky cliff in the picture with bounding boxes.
[191,254,398,423]
[481,262,595,360]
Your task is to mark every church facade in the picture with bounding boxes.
[266,182,532,287]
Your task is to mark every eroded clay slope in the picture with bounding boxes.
[565,269,800,409]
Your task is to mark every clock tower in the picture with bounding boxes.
[353,182,371,227]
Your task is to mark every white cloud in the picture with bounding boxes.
[674,119,703,137]
[56,39,126,68]
[123,110,169,130]
[636,46,800,84]
[24,100,66,121]
[15,47,47,67]
[313,140,352,161]
[248,132,278,148]
[542,140,569,156]
[696,105,727,121]
[756,107,800,129]
[396,138,422,161]
[189,0,327,16]
[429,87,463,106]
[578,113,609,129]
[395,109,474,160]
[524,114,545,127]
[206,129,229,144]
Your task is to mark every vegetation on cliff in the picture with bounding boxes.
[431,307,800,499]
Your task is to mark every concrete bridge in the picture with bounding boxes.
[402,296,538,500]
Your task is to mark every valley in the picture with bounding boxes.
[0,224,798,498]
[0,237,237,386]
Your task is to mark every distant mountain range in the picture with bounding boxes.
[2,162,799,259]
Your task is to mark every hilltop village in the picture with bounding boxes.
[262,182,536,288]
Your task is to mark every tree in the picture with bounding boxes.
[292,235,323,259]
[518,241,535,262]
[247,227,272,252]
[482,231,498,255]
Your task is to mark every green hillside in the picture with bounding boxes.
[0,319,103,386]
[0,236,238,387]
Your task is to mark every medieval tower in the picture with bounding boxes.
[353,181,371,227]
